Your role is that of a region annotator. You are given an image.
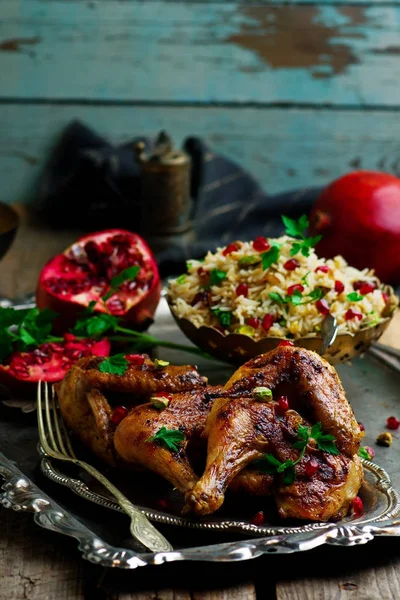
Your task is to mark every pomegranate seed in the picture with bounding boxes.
[382,292,389,304]
[284,259,300,271]
[111,405,128,425]
[334,280,345,293]
[155,391,172,401]
[276,396,289,413]
[125,354,145,365]
[262,314,275,332]
[278,340,294,347]
[222,243,238,256]
[197,267,207,277]
[316,299,330,315]
[247,317,260,329]
[63,333,76,342]
[354,280,376,292]
[345,308,363,321]
[387,416,400,430]
[250,511,265,526]
[236,283,249,297]
[359,282,375,295]
[191,290,210,307]
[305,457,319,477]
[253,237,270,253]
[358,422,365,432]
[315,265,329,273]
[352,496,364,517]
[287,284,304,296]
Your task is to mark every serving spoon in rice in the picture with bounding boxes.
[320,314,339,356]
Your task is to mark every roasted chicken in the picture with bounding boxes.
[55,346,364,522]
[185,346,364,521]
[56,354,207,465]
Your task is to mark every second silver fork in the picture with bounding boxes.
[37,381,173,553]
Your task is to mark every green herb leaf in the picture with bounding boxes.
[261,246,280,270]
[301,272,310,286]
[316,438,339,455]
[290,289,304,306]
[186,261,193,271]
[72,313,119,337]
[110,266,140,289]
[146,426,185,452]
[282,214,309,238]
[282,464,296,485]
[359,446,373,460]
[347,292,363,302]
[98,354,129,375]
[307,288,325,302]
[211,308,232,328]
[176,274,186,284]
[210,269,227,286]
[269,292,287,304]
[310,422,323,439]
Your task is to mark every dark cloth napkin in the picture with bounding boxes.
[33,120,321,277]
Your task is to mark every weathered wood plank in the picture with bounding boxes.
[1,104,400,205]
[0,506,84,600]
[1,2,400,106]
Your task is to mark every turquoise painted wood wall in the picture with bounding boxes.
[1,0,400,204]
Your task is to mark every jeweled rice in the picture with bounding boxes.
[167,235,397,340]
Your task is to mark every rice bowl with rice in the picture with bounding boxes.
[167,216,398,342]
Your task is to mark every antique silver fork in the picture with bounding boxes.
[36,381,173,553]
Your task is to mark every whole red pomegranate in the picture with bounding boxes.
[36,229,161,332]
[309,170,400,284]
[0,336,110,392]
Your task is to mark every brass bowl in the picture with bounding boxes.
[167,288,398,366]
[0,203,19,260]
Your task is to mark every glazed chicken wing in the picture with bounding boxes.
[56,354,207,464]
[185,346,364,521]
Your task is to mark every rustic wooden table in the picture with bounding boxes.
[1,217,400,599]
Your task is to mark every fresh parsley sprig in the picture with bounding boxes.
[145,426,185,452]
[252,422,338,485]
[282,215,322,258]
[269,288,324,307]
[102,266,140,301]
[98,354,129,375]
[0,306,59,361]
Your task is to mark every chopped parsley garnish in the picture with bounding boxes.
[301,272,310,285]
[269,288,323,307]
[98,354,129,375]
[347,292,363,302]
[282,215,322,258]
[252,422,338,485]
[211,307,232,328]
[176,274,186,284]
[103,266,140,301]
[261,245,280,270]
[209,269,227,286]
[146,426,185,452]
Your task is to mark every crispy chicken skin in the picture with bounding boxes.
[184,347,364,520]
[56,346,364,522]
[224,346,363,457]
[114,387,222,493]
[56,354,207,464]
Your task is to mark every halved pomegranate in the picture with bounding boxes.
[0,337,110,392]
[36,229,161,332]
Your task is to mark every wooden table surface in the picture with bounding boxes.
[0,216,400,600]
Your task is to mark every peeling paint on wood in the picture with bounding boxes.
[1,1,400,106]
[226,6,368,79]
[0,36,41,52]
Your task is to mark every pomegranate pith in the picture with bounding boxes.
[36,229,161,332]
[0,338,110,392]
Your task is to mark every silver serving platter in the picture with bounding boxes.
[2,296,400,568]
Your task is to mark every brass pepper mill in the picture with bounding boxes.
[135,131,195,252]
